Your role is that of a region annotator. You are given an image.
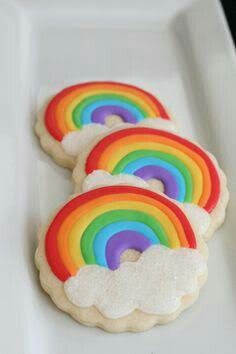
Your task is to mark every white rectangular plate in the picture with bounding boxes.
[0,0,235,353]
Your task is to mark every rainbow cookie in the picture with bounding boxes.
[35,182,208,332]
[35,81,172,169]
[72,127,229,240]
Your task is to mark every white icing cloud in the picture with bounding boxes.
[82,170,149,192]
[138,118,176,132]
[64,245,206,319]
[61,119,176,157]
[61,124,109,157]
[182,203,210,237]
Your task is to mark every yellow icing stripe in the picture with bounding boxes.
[56,203,93,273]
[69,200,180,268]
[56,89,158,133]
[98,142,203,204]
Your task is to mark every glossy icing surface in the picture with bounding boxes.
[45,82,170,141]
[85,127,221,213]
[45,186,196,281]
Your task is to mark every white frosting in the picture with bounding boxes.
[112,118,176,132]
[64,245,206,319]
[82,170,149,192]
[61,119,176,157]
[138,118,176,132]
[61,124,109,157]
[182,203,211,237]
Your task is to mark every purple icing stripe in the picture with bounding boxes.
[134,165,179,199]
[91,105,137,124]
[105,231,151,270]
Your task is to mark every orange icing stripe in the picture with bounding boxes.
[55,85,161,135]
[95,134,211,206]
[57,193,189,275]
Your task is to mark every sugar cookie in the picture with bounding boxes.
[72,127,229,240]
[35,81,172,168]
[35,181,208,332]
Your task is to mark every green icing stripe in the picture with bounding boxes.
[80,209,169,264]
[72,93,149,127]
[112,150,193,202]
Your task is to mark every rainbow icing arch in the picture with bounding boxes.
[85,127,221,213]
[45,81,170,141]
[45,186,196,282]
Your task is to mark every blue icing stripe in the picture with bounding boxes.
[80,99,145,124]
[93,221,159,267]
[123,157,186,202]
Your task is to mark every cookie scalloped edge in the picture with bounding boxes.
[35,100,176,170]
[35,185,208,333]
[72,131,229,241]
[35,104,76,169]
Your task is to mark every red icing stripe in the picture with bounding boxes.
[45,185,196,282]
[44,81,170,141]
[85,127,220,213]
